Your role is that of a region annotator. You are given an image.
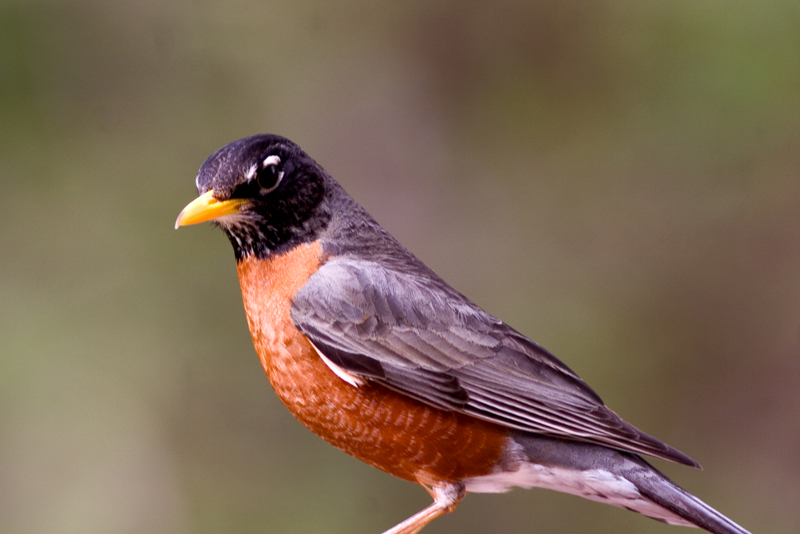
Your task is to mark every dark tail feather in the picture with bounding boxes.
[627,461,751,534]
[510,433,751,534]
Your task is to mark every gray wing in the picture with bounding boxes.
[291,258,699,467]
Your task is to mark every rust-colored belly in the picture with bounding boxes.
[236,243,507,486]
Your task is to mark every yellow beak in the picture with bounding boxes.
[175,190,249,229]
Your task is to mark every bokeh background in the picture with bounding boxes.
[2,1,799,533]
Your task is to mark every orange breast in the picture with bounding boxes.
[236,242,508,486]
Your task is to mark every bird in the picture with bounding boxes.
[175,134,751,534]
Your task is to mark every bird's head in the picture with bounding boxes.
[176,134,333,260]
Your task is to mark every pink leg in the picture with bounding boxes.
[381,483,466,534]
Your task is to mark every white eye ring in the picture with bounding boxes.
[263,155,281,167]
[259,155,284,194]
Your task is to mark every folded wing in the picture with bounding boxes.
[291,258,698,467]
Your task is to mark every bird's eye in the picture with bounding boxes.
[257,155,283,193]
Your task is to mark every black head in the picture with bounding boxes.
[178,134,333,260]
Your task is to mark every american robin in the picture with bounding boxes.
[175,134,751,534]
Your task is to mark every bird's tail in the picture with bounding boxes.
[477,434,753,534]
[627,462,751,534]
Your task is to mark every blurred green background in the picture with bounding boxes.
[1,1,798,533]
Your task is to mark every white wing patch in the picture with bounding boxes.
[310,341,366,387]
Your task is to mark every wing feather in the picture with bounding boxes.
[291,257,698,467]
